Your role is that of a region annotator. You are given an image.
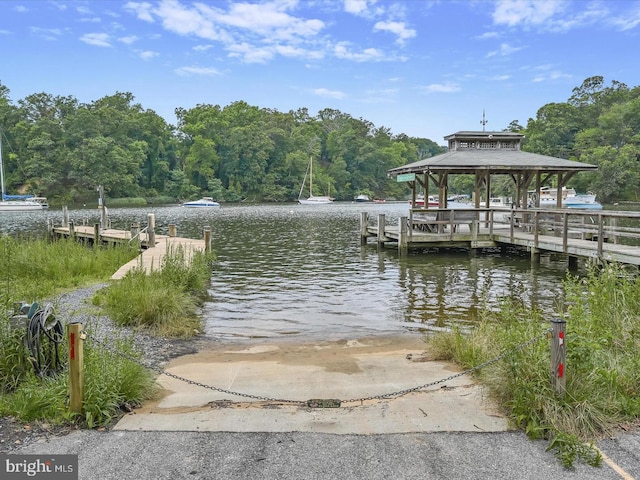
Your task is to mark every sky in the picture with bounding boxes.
[1,0,640,145]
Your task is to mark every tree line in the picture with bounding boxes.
[0,75,638,206]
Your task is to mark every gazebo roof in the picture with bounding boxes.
[387,130,598,176]
[387,149,599,176]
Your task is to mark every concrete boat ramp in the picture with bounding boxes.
[115,335,508,434]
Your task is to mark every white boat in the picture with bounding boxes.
[182,197,220,208]
[298,157,333,205]
[354,194,370,202]
[0,127,46,212]
[532,186,602,210]
[410,194,439,208]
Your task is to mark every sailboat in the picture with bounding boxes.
[298,156,333,205]
[0,126,47,211]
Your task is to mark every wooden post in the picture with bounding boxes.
[93,223,100,248]
[62,206,69,227]
[359,212,368,245]
[147,213,156,248]
[550,318,566,397]
[169,224,177,238]
[68,322,85,414]
[398,216,408,256]
[203,226,211,253]
[69,220,75,240]
[377,213,386,247]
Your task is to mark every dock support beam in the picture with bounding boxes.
[147,213,156,247]
[398,216,408,256]
[203,227,212,253]
[360,212,369,245]
[377,214,387,247]
[568,256,578,271]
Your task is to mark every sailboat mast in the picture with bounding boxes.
[309,156,313,197]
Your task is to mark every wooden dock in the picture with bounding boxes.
[49,211,211,280]
[361,208,640,267]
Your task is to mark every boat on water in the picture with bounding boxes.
[409,194,439,208]
[182,197,220,208]
[298,157,333,205]
[532,186,602,210]
[354,194,370,202]
[0,127,47,212]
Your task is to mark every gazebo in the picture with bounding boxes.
[387,131,598,209]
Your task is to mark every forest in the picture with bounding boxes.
[0,75,638,206]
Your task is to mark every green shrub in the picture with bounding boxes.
[428,263,640,468]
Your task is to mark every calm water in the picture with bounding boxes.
[1,203,574,340]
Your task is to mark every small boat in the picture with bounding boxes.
[531,186,602,210]
[298,157,333,205]
[0,127,46,212]
[355,194,370,202]
[410,195,439,208]
[182,197,220,208]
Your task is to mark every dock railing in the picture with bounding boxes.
[363,206,640,260]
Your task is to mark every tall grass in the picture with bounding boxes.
[0,236,138,304]
[0,334,156,427]
[92,244,214,337]
[0,236,208,426]
[429,263,640,467]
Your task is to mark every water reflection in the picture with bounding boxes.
[1,202,571,340]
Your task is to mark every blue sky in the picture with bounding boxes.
[1,0,640,144]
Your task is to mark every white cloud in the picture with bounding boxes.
[334,42,385,62]
[118,35,139,45]
[532,70,572,83]
[373,20,416,44]
[486,42,522,57]
[477,31,499,40]
[30,27,64,41]
[421,82,461,93]
[174,66,222,76]
[609,4,640,31]
[344,0,370,15]
[139,50,159,60]
[80,32,112,47]
[493,0,565,27]
[227,42,275,63]
[124,1,155,22]
[313,88,346,99]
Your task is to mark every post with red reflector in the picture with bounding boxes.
[550,318,566,397]
[68,322,85,413]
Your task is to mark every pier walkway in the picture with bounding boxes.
[361,207,640,267]
[49,211,210,279]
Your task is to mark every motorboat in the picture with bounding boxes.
[355,194,370,202]
[532,187,602,210]
[182,197,220,208]
[409,195,439,208]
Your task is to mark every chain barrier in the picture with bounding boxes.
[85,328,552,408]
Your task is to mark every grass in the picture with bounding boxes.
[428,262,640,468]
[92,244,214,337]
[0,235,214,427]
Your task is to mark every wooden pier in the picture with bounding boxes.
[360,207,640,267]
[49,210,211,280]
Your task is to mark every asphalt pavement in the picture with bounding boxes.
[16,429,639,479]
